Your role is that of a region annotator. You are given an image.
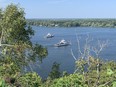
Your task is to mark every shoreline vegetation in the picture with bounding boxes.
[27,19,116,28]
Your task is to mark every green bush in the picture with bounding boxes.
[18,72,42,87]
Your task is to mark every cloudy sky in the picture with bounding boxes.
[0,0,116,18]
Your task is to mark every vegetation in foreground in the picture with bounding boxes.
[0,4,116,87]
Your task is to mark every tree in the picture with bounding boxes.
[48,62,61,79]
[1,4,33,44]
[0,9,3,41]
[0,4,48,77]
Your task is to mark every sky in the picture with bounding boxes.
[0,0,116,18]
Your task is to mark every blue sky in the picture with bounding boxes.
[0,0,116,18]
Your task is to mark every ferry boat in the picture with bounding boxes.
[54,39,70,47]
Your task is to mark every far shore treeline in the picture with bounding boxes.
[27,19,116,28]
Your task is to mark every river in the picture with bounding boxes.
[31,26,116,79]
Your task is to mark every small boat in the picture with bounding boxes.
[54,39,70,47]
[45,33,54,38]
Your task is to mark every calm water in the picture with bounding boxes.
[31,26,116,79]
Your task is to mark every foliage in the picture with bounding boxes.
[0,4,47,87]
[27,19,116,28]
[75,57,116,87]
[0,4,47,73]
[112,81,116,87]
[42,73,88,87]
[0,72,42,87]
[48,62,61,80]
[41,58,115,87]
[75,58,87,74]
[18,72,42,87]
[0,78,6,87]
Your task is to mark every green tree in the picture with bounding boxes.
[48,62,61,79]
[0,9,3,39]
[0,4,48,77]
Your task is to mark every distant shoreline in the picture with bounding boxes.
[27,19,116,28]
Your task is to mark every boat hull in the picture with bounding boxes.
[44,35,54,38]
[54,43,69,47]
[46,35,54,38]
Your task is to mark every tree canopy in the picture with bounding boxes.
[0,4,48,77]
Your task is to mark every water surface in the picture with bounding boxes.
[31,26,116,79]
